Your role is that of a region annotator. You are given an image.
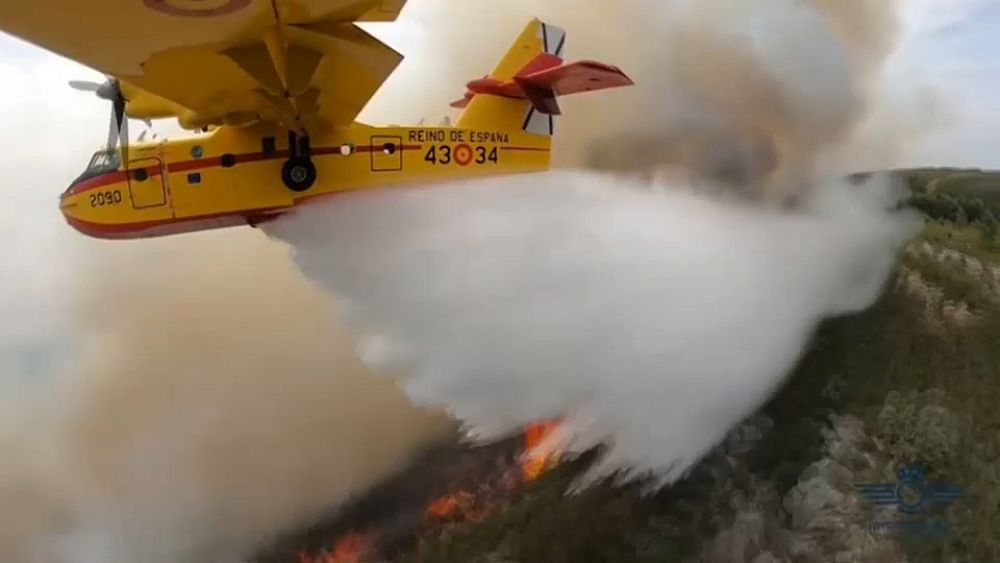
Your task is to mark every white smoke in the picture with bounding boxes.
[369,0,910,199]
[0,232,453,563]
[264,172,920,482]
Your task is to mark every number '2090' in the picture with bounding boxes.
[90,190,123,207]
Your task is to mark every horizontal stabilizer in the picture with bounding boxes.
[519,60,634,95]
[451,54,633,115]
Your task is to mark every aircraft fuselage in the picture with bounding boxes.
[60,121,550,239]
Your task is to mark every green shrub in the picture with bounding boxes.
[875,389,964,469]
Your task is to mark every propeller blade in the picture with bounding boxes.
[106,103,119,151]
[83,76,131,162]
[69,80,102,92]
[115,99,129,164]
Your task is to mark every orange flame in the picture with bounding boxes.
[521,419,561,481]
[300,531,372,563]
[425,490,470,518]
[331,531,370,562]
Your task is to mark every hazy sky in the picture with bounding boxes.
[0,1,997,384]
[891,0,1000,167]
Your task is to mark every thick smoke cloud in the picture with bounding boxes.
[265,172,920,483]
[0,232,452,563]
[374,0,905,199]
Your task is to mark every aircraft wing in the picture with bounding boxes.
[0,0,406,129]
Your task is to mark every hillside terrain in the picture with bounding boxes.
[903,168,1000,203]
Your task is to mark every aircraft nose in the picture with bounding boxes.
[59,179,106,238]
[59,191,88,235]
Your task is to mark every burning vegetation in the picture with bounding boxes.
[256,421,561,563]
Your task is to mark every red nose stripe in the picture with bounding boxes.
[65,207,288,239]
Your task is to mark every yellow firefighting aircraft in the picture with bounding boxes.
[0,1,632,239]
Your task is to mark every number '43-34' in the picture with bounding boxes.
[424,145,499,165]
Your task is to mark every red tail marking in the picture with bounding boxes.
[520,60,634,94]
[450,54,633,115]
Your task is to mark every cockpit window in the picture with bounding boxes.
[66,149,124,192]
[86,150,122,174]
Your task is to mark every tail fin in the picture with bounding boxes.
[454,19,631,137]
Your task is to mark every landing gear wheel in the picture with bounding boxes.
[282,157,316,192]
